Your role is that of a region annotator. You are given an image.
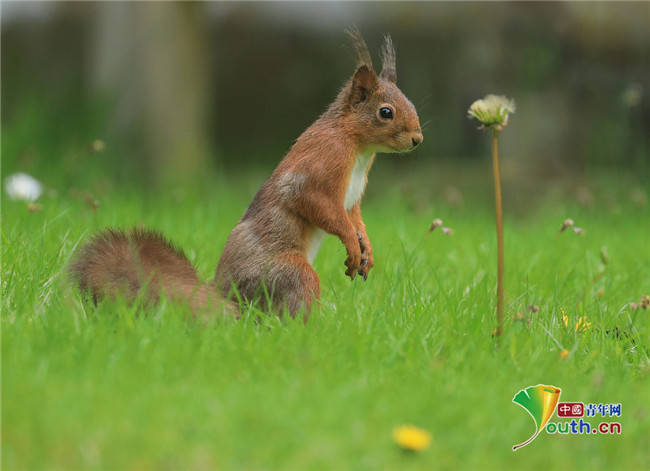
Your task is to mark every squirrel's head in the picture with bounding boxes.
[341,30,423,154]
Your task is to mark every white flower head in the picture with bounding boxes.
[468,95,516,131]
[428,218,443,232]
[5,172,43,202]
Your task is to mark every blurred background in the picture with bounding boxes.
[2,1,648,205]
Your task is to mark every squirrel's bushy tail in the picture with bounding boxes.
[70,228,222,313]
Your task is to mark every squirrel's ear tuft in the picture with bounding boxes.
[346,65,378,108]
[379,35,397,83]
[346,27,373,70]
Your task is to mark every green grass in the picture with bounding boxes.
[2,162,649,470]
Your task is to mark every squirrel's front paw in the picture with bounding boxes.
[356,230,374,281]
[357,254,374,281]
[344,250,362,280]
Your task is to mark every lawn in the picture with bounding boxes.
[2,157,649,469]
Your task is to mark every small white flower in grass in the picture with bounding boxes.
[5,172,43,202]
[467,95,516,131]
[558,218,574,233]
[428,218,443,232]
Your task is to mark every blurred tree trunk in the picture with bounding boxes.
[90,2,212,185]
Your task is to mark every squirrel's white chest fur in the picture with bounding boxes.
[344,152,373,210]
[306,153,372,265]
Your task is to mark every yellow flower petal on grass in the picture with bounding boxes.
[559,349,569,359]
[574,316,592,333]
[393,425,432,451]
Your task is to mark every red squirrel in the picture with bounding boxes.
[71,30,423,318]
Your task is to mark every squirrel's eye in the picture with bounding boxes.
[378,107,394,120]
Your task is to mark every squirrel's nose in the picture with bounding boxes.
[411,135,423,147]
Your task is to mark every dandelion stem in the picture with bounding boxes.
[492,130,504,336]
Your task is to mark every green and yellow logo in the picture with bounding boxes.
[512,384,562,450]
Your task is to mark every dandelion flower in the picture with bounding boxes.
[467,95,516,131]
[5,172,42,202]
[392,425,432,451]
[560,349,569,359]
[562,314,569,328]
[468,94,515,337]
